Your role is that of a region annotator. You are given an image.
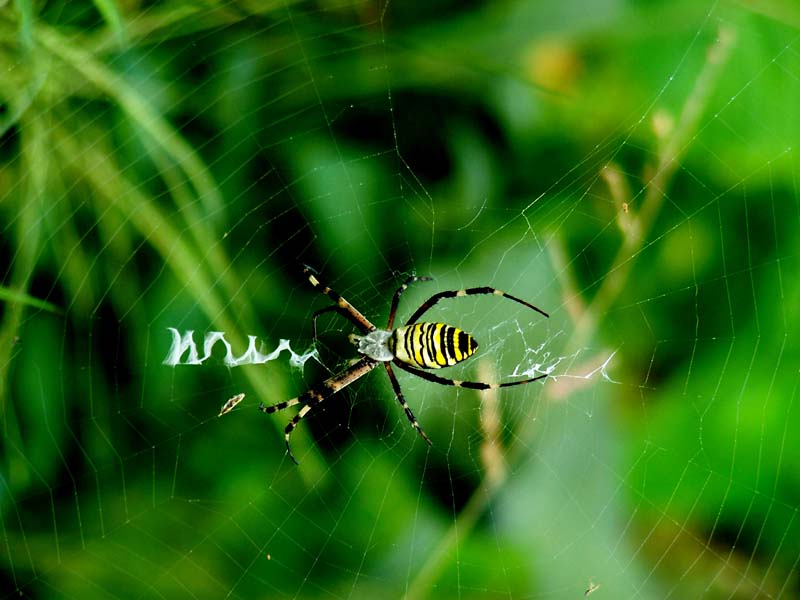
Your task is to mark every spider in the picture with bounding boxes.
[259,265,549,464]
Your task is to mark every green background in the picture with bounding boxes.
[1,0,799,598]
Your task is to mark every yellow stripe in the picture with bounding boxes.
[433,323,447,366]
[451,327,458,362]
[464,332,474,359]
[423,323,436,367]
[412,324,425,366]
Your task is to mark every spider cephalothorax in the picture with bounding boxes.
[257,265,549,464]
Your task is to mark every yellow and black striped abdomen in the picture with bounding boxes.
[390,323,478,369]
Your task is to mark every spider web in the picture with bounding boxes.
[2,0,799,598]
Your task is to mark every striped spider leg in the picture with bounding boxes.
[392,361,548,391]
[259,357,378,464]
[404,286,549,325]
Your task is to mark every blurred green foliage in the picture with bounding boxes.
[1,0,799,598]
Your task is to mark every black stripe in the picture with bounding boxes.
[417,323,427,366]
[458,380,490,390]
[425,323,437,367]
[465,286,494,295]
[422,323,436,367]
[417,323,428,367]
[404,325,415,361]
[444,326,456,364]
[436,325,449,366]
[458,331,470,357]
[418,325,427,365]
[413,324,422,365]
[430,324,440,366]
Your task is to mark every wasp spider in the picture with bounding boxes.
[259,265,549,463]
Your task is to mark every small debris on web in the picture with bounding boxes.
[219,393,245,417]
[584,578,600,596]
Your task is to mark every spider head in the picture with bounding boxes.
[349,330,394,362]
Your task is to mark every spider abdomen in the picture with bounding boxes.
[391,322,478,369]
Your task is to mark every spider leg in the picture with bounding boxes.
[405,287,549,325]
[303,264,377,333]
[387,275,433,329]
[393,359,548,390]
[384,362,432,446]
[259,357,378,464]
